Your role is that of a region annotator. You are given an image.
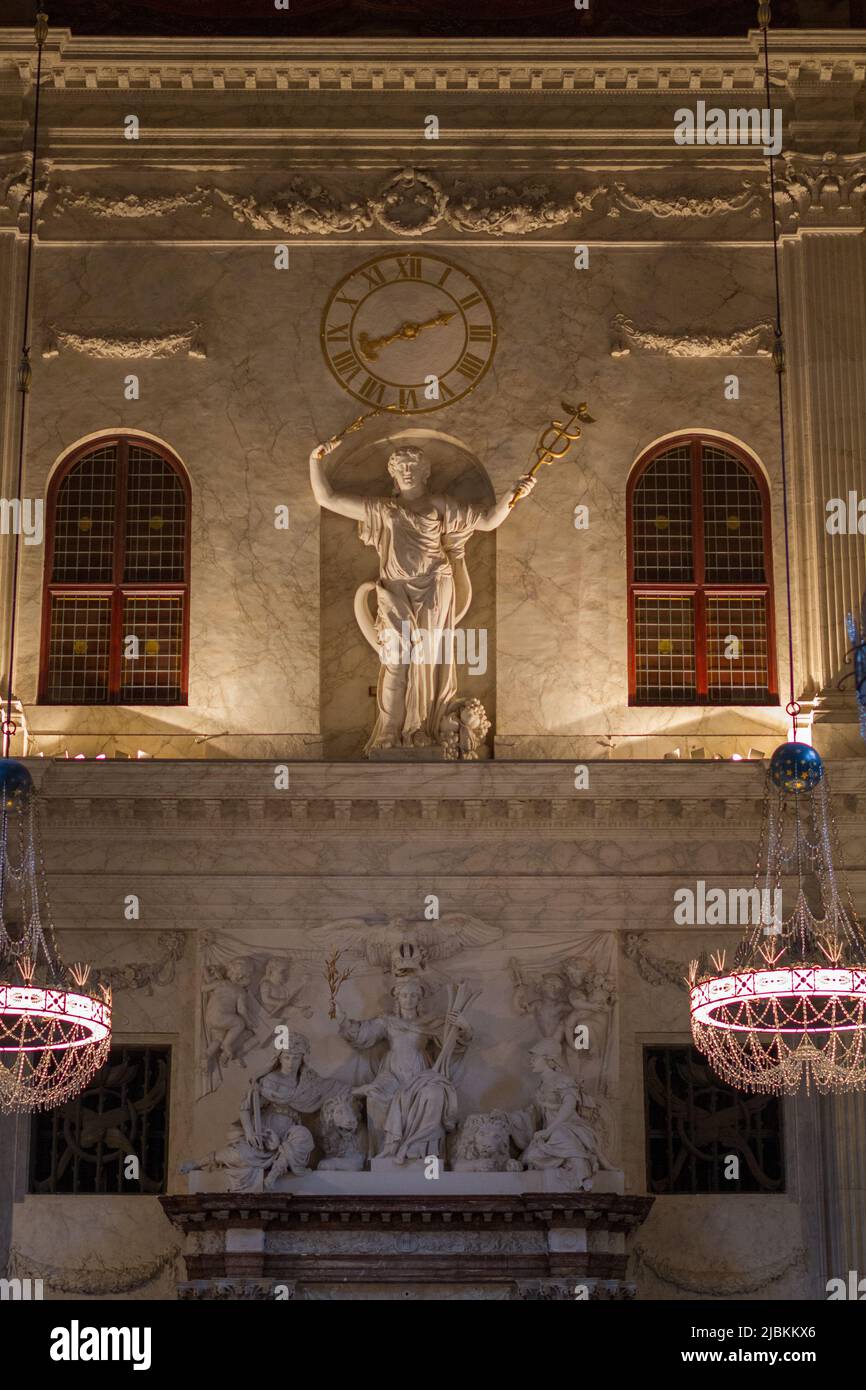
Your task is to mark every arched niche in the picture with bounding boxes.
[320,427,497,758]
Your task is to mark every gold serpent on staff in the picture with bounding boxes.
[508,400,596,508]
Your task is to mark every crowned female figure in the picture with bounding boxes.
[337,975,472,1162]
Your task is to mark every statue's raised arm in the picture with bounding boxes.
[308,435,538,757]
[472,473,536,531]
[308,437,367,521]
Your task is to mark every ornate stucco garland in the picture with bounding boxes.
[6,158,866,235]
[31,168,776,237]
[631,1242,806,1296]
[99,930,188,994]
[621,931,688,991]
[43,328,205,361]
[610,315,774,358]
[7,1244,181,1295]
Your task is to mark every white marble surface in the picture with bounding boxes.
[7,238,812,760]
[185,1166,624,1196]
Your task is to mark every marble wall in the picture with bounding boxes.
[7,237,799,759]
[2,26,860,759]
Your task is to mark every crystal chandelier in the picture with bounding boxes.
[690,743,866,1094]
[690,2,866,1095]
[0,761,111,1112]
[0,11,111,1112]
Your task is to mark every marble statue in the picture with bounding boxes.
[317,1092,366,1171]
[309,436,535,755]
[438,696,491,760]
[562,964,616,1085]
[337,975,473,1162]
[452,1110,521,1172]
[510,1039,615,1190]
[510,957,616,1090]
[510,961,570,1044]
[258,957,313,1020]
[182,1034,346,1191]
[202,959,256,1066]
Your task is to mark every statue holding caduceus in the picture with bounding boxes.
[309,402,592,758]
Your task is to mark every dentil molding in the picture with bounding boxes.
[2,32,864,97]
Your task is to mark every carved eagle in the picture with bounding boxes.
[307,914,501,974]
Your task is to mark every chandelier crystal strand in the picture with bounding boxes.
[689,3,866,1096]
[0,10,112,1114]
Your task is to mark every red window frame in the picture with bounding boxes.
[39,433,191,706]
[626,433,778,706]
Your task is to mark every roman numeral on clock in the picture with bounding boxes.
[358,376,386,404]
[395,256,422,280]
[399,387,419,410]
[468,324,492,342]
[459,292,483,311]
[326,323,350,343]
[359,264,387,290]
[454,352,485,381]
[331,350,361,382]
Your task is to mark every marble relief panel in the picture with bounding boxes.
[187,919,620,1186]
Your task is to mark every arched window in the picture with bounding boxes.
[40,435,190,705]
[627,435,777,706]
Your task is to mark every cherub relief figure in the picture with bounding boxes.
[510,957,616,1089]
[258,957,313,1020]
[510,960,570,1045]
[562,963,616,1085]
[202,959,257,1067]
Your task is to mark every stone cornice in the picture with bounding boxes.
[0,29,864,95]
[161,1190,653,1231]
[21,756,866,797]
[23,758,866,837]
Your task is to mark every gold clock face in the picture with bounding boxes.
[320,251,496,413]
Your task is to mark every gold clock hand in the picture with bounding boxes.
[358,309,457,362]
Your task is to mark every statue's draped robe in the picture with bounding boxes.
[358,496,481,751]
[217,1063,343,1191]
[510,1075,608,1189]
[339,1011,464,1161]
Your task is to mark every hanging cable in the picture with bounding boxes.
[2,10,48,759]
[758,0,800,737]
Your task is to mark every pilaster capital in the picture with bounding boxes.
[777,151,866,230]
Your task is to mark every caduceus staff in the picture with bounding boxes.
[508,399,595,508]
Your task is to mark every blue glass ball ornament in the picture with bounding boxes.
[769,742,824,793]
[0,758,33,810]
